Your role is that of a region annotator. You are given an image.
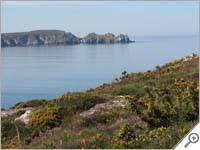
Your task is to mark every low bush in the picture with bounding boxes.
[111,123,136,148]
[129,78,199,127]
[12,99,47,109]
[27,106,63,133]
[48,93,108,115]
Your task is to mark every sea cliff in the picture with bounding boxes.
[1,30,134,47]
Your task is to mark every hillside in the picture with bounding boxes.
[1,54,199,149]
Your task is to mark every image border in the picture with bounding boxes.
[0,0,199,149]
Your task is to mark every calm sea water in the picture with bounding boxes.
[1,36,199,109]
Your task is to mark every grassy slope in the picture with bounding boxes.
[1,55,199,149]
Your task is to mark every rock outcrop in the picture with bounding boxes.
[1,30,80,47]
[15,110,33,124]
[82,32,134,44]
[1,107,34,117]
[80,96,128,118]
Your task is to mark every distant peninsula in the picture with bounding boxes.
[1,30,134,47]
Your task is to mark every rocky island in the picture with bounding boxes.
[1,30,134,47]
[82,32,132,44]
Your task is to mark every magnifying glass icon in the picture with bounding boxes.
[184,133,199,148]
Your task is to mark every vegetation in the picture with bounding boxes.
[27,106,63,135]
[1,54,199,149]
[11,99,47,109]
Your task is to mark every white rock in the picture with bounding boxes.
[15,110,33,124]
[80,96,128,118]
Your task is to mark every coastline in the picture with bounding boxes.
[2,54,198,110]
[1,54,199,149]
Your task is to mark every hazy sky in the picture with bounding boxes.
[1,1,199,37]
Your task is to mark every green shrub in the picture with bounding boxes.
[12,99,47,109]
[111,123,136,148]
[129,78,199,127]
[1,118,32,148]
[28,106,63,133]
[113,84,145,96]
[1,118,17,148]
[145,122,196,149]
[49,93,108,115]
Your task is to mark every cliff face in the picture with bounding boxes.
[1,30,80,47]
[1,30,134,47]
[82,32,133,44]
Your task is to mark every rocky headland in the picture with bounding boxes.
[1,30,80,47]
[1,30,134,47]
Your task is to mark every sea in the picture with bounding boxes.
[1,36,199,108]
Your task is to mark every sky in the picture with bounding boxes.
[1,1,199,37]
